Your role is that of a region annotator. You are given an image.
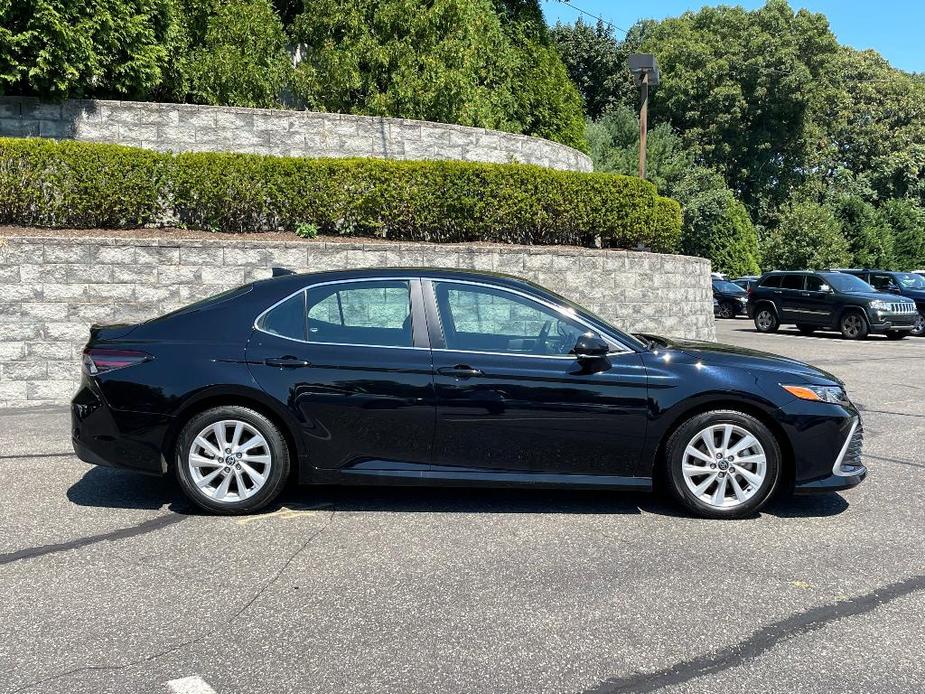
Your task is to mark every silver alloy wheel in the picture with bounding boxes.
[755,310,774,330]
[914,313,925,336]
[719,302,734,319]
[681,423,767,509]
[188,420,272,502]
[842,314,864,338]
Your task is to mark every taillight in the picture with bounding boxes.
[82,348,152,375]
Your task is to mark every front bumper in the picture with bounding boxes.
[869,310,917,332]
[794,467,867,493]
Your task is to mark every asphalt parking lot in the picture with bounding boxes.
[2,319,924,694]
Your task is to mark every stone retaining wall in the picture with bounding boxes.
[0,97,593,172]
[0,234,713,408]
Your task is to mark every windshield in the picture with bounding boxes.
[713,280,746,295]
[895,272,925,289]
[821,272,875,293]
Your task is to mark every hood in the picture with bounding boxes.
[900,288,925,302]
[636,334,842,385]
[841,290,915,304]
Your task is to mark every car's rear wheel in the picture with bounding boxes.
[840,311,868,339]
[175,406,290,514]
[912,312,925,337]
[718,301,736,319]
[796,324,815,335]
[886,330,907,340]
[666,410,781,519]
[753,306,779,333]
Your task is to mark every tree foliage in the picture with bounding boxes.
[556,0,925,272]
[0,0,176,99]
[761,199,851,271]
[588,108,759,275]
[0,0,587,150]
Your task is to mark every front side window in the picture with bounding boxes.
[805,275,826,292]
[307,280,412,347]
[434,282,588,356]
[869,273,899,291]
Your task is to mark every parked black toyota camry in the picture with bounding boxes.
[72,269,866,519]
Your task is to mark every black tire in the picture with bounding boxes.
[665,410,781,520]
[912,312,925,337]
[796,324,815,335]
[175,406,290,515]
[839,310,869,340]
[718,301,736,319]
[885,330,907,340]
[753,305,779,333]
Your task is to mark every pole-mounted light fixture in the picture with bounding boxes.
[628,54,660,180]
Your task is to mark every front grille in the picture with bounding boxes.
[886,302,916,314]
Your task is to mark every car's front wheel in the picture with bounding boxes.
[718,301,736,319]
[912,312,925,337]
[175,406,290,514]
[753,306,779,333]
[840,311,869,339]
[666,410,781,519]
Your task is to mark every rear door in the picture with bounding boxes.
[246,277,436,472]
[424,279,648,477]
[777,274,807,322]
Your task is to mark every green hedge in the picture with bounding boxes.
[0,138,681,252]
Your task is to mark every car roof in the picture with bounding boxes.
[255,267,553,294]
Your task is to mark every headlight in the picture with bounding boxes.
[782,384,850,405]
[869,299,890,310]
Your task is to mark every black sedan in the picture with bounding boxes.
[72,269,866,519]
[712,279,750,319]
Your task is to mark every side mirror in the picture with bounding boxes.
[819,284,831,293]
[888,286,901,294]
[573,332,609,361]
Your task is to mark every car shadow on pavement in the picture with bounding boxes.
[67,466,193,513]
[67,467,852,520]
[727,326,893,341]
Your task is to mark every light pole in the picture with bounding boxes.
[628,54,660,180]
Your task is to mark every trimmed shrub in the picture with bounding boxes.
[0,137,680,251]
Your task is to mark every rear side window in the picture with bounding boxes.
[307,280,412,347]
[259,292,306,340]
[760,275,781,288]
[781,275,804,290]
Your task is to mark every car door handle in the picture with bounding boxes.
[773,290,782,294]
[438,365,483,378]
[801,292,810,297]
[264,357,311,368]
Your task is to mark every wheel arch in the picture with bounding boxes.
[752,299,779,316]
[648,396,795,494]
[162,385,305,476]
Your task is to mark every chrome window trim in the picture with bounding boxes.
[254,274,636,355]
[253,276,418,347]
[833,416,860,477]
[430,278,633,356]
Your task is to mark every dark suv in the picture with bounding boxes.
[840,269,925,336]
[747,270,918,340]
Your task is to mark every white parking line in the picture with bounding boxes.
[166,675,218,694]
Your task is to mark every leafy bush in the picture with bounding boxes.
[760,200,851,271]
[0,137,680,251]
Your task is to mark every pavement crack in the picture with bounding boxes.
[858,408,925,420]
[0,514,185,566]
[7,506,337,693]
[863,453,925,470]
[581,572,925,693]
[232,505,336,621]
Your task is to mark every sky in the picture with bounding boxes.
[541,0,925,73]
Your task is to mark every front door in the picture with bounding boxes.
[800,274,837,325]
[247,278,435,472]
[425,279,649,477]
